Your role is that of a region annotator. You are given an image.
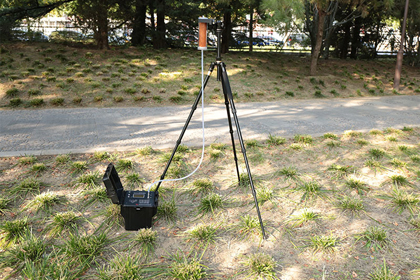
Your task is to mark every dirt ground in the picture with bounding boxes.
[1,128,420,279]
[1,43,420,110]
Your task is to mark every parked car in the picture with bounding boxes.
[261,36,283,45]
[287,33,309,47]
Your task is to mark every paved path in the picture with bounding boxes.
[1,95,420,157]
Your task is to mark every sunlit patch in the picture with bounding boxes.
[281,265,305,280]
[159,71,182,80]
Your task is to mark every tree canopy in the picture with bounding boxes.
[1,0,419,73]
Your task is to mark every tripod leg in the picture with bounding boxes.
[155,63,216,192]
[219,63,266,239]
[220,65,241,183]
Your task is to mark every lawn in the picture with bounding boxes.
[1,43,420,109]
[1,128,420,279]
[1,42,420,279]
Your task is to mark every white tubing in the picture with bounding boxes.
[147,50,206,193]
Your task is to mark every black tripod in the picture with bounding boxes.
[155,21,266,238]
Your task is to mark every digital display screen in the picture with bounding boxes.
[133,193,145,198]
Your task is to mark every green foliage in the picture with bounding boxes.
[294,134,313,144]
[11,178,40,196]
[132,228,157,257]
[191,178,214,195]
[198,193,223,214]
[242,253,277,279]
[63,232,109,263]
[0,218,29,246]
[307,234,338,253]
[267,134,286,145]
[368,259,401,280]
[356,226,389,251]
[48,211,82,236]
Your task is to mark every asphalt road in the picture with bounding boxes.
[1,95,420,157]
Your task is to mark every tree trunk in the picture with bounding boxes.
[96,7,109,50]
[350,17,361,59]
[131,0,147,46]
[222,9,231,54]
[249,7,253,52]
[340,21,351,59]
[310,7,326,75]
[153,0,166,49]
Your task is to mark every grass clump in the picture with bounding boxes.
[0,231,46,272]
[25,191,62,212]
[369,148,387,159]
[98,255,146,280]
[357,139,369,145]
[116,159,133,171]
[285,209,320,228]
[198,193,223,214]
[294,134,313,144]
[384,187,420,214]
[237,172,251,188]
[276,166,299,181]
[297,181,327,201]
[18,156,37,165]
[70,161,88,173]
[256,185,274,204]
[167,255,207,280]
[136,146,155,156]
[0,196,12,214]
[368,259,401,280]
[55,154,70,164]
[11,178,40,196]
[159,153,182,163]
[344,130,362,137]
[390,158,407,168]
[29,98,44,107]
[328,164,355,177]
[31,163,46,173]
[345,178,369,194]
[323,132,338,140]
[125,173,144,187]
[92,151,110,161]
[157,200,177,222]
[389,174,410,187]
[132,228,157,256]
[238,214,262,238]
[369,129,384,136]
[242,253,277,280]
[0,218,29,245]
[77,171,100,186]
[191,178,214,195]
[409,155,420,163]
[64,232,109,263]
[356,226,389,251]
[9,98,22,107]
[267,134,286,145]
[210,143,227,150]
[306,234,338,253]
[188,224,218,244]
[336,196,365,213]
[48,211,82,236]
[50,98,64,106]
[6,87,19,97]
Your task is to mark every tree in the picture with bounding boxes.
[131,0,147,46]
[153,0,166,49]
[65,0,123,49]
[0,0,72,42]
